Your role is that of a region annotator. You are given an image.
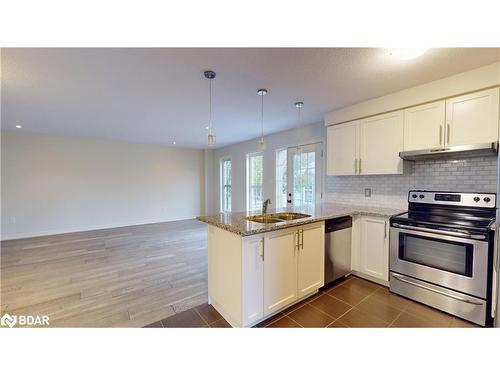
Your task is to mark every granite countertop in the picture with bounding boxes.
[197,203,405,236]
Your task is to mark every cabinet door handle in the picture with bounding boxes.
[439,125,443,145]
[384,221,387,239]
[354,158,358,174]
[447,123,450,145]
[261,239,265,261]
[300,229,304,250]
[358,159,362,174]
[295,230,299,252]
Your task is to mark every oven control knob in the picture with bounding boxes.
[412,194,417,199]
[484,197,491,203]
[419,194,425,199]
[474,197,480,202]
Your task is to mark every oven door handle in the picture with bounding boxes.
[392,273,483,305]
[392,223,486,240]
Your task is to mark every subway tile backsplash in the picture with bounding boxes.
[324,156,498,209]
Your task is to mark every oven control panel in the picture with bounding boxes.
[408,191,496,208]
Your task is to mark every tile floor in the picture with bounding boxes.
[145,275,479,328]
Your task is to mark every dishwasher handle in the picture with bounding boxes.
[325,216,352,232]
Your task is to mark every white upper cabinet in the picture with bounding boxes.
[327,87,500,175]
[358,110,404,175]
[445,88,500,146]
[327,121,358,175]
[403,100,446,150]
[403,88,500,151]
[327,113,403,176]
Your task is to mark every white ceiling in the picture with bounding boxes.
[2,48,500,148]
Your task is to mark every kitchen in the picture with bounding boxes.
[3,49,500,331]
[4,43,500,375]
[193,62,500,328]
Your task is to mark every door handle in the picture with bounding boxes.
[447,123,451,145]
[354,158,358,174]
[392,222,486,240]
[300,229,304,250]
[392,273,483,305]
[439,125,443,145]
[384,221,387,239]
[358,159,362,174]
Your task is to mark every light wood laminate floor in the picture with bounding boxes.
[1,219,208,327]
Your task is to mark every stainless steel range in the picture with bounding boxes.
[390,190,496,326]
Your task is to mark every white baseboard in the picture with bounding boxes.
[0,216,198,241]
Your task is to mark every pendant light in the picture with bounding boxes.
[295,101,304,150]
[257,88,268,150]
[204,70,216,146]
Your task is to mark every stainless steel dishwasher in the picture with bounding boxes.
[324,216,352,284]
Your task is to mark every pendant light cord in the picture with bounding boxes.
[296,102,303,151]
[209,78,213,133]
[260,93,264,139]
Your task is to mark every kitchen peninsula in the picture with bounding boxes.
[197,203,403,327]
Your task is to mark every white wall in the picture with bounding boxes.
[203,149,215,216]
[1,131,204,239]
[210,123,326,214]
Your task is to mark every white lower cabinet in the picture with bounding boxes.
[297,224,325,297]
[263,228,298,315]
[241,236,264,325]
[263,222,324,317]
[208,222,324,327]
[351,215,389,285]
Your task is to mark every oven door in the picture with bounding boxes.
[390,224,489,299]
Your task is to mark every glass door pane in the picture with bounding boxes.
[247,153,263,212]
[286,142,322,210]
[398,233,473,276]
[275,149,288,210]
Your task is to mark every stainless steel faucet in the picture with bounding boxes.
[262,199,272,215]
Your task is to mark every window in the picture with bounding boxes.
[275,149,287,210]
[221,158,232,212]
[246,153,263,212]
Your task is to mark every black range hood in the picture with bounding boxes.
[399,142,498,161]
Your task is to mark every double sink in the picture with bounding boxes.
[246,212,311,224]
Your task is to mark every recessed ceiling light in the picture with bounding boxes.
[205,126,209,130]
[173,141,177,145]
[388,48,428,60]
[15,125,22,129]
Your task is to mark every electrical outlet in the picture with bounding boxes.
[364,188,372,197]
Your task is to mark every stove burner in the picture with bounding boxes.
[391,190,496,233]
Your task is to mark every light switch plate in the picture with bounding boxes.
[364,188,371,197]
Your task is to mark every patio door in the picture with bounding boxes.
[286,142,323,210]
